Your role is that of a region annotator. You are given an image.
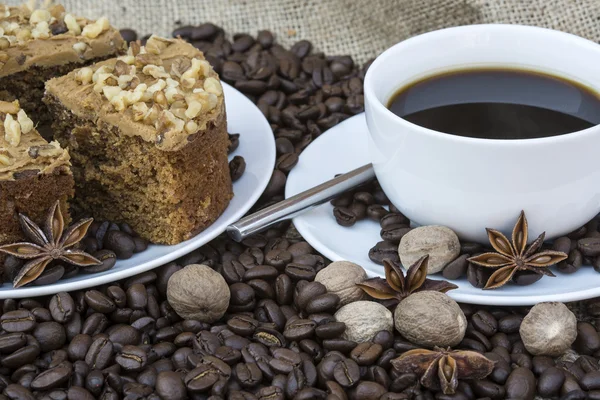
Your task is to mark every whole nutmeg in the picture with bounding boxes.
[334,301,393,343]
[399,226,460,274]
[394,291,466,348]
[519,302,576,356]
[166,264,230,322]
[314,260,368,305]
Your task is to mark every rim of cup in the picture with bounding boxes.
[363,23,600,146]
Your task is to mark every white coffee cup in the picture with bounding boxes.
[364,24,600,243]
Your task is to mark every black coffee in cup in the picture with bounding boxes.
[387,68,600,139]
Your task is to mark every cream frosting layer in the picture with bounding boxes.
[46,37,225,152]
[0,3,125,78]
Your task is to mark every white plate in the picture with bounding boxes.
[1,82,275,299]
[286,113,600,306]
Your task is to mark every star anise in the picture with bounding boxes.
[468,211,568,290]
[356,255,458,307]
[0,201,101,288]
[391,347,495,395]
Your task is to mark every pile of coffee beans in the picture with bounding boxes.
[328,177,600,289]
[0,23,596,400]
[0,229,599,400]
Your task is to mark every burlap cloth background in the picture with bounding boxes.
[5,0,600,64]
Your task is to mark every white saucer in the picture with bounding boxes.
[0,82,275,299]
[285,113,600,306]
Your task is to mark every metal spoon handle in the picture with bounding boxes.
[226,163,375,242]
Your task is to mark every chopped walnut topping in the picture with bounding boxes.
[31,20,50,39]
[72,41,88,56]
[132,102,148,121]
[75,67,93,84]
[117,55,135,65]
[0,101,36,147]
[185,120,199,134]
[73,36,223,139]
[0,101,20,114]
[29,9,51,24]
[113,60,130,76]
[15,28,31,42]
[0,153,12,166]
[17,109,33,134]
[48,4,65,19]
[28,142,63,158]
[204,77,223,96]
[142,64,170,79]
[135,53,161,67]
[102,86,121,101]
[63,13,80,35]
[81,16,109,39]
[4,114,21,147]
[153,91,168,107]
[143,104,161,125]
[129,41,141,56]
[171,58,191,79]
[185,101,202,119]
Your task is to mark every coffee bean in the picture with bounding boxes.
[579,237,600,256]
[350,342,382,365]
[285,264,316,281]
[274,274,293,306]
[581,371,600,390]
[332,358,360,387]
[305,293,339,314]
[352,381,387,400]
[467,264,491,288]
[80,249,116,274]
[31,361,72,390]
[85,337,113,370]
[575,322,600,355]
[115,345,147,371]
[552,236,572,254]
[538,367,565,397]
[366,204,389,221]
[1,310,35,332]
[253,328,285,348]
[380,213,409,228]
[380,224,411,243]
[244,265,279,281]
[442,254,469,280]
[532,355,555,376]
[67,334,92,361]
[230,156,247,181]
[0,333,26,354]
[498,314,522,334]
[234,362,262,387]
[4,384,35,400]
[84,290,116,314]
[104,230,135,259]
[505,367,536,400]
[32,264,64,286]
[1,345,40,369]
[315,322,346,340]
[172,25,195,39]
[228,315,259,337]
[191,23,219,41]
[333,207,356,227]
[369,241,400,264]
[33,322,65,352]
[67,386,94,400]
[256,385,284,400]
[471,310,498,337]
[471,379,506,399]
[284,319,316,341]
